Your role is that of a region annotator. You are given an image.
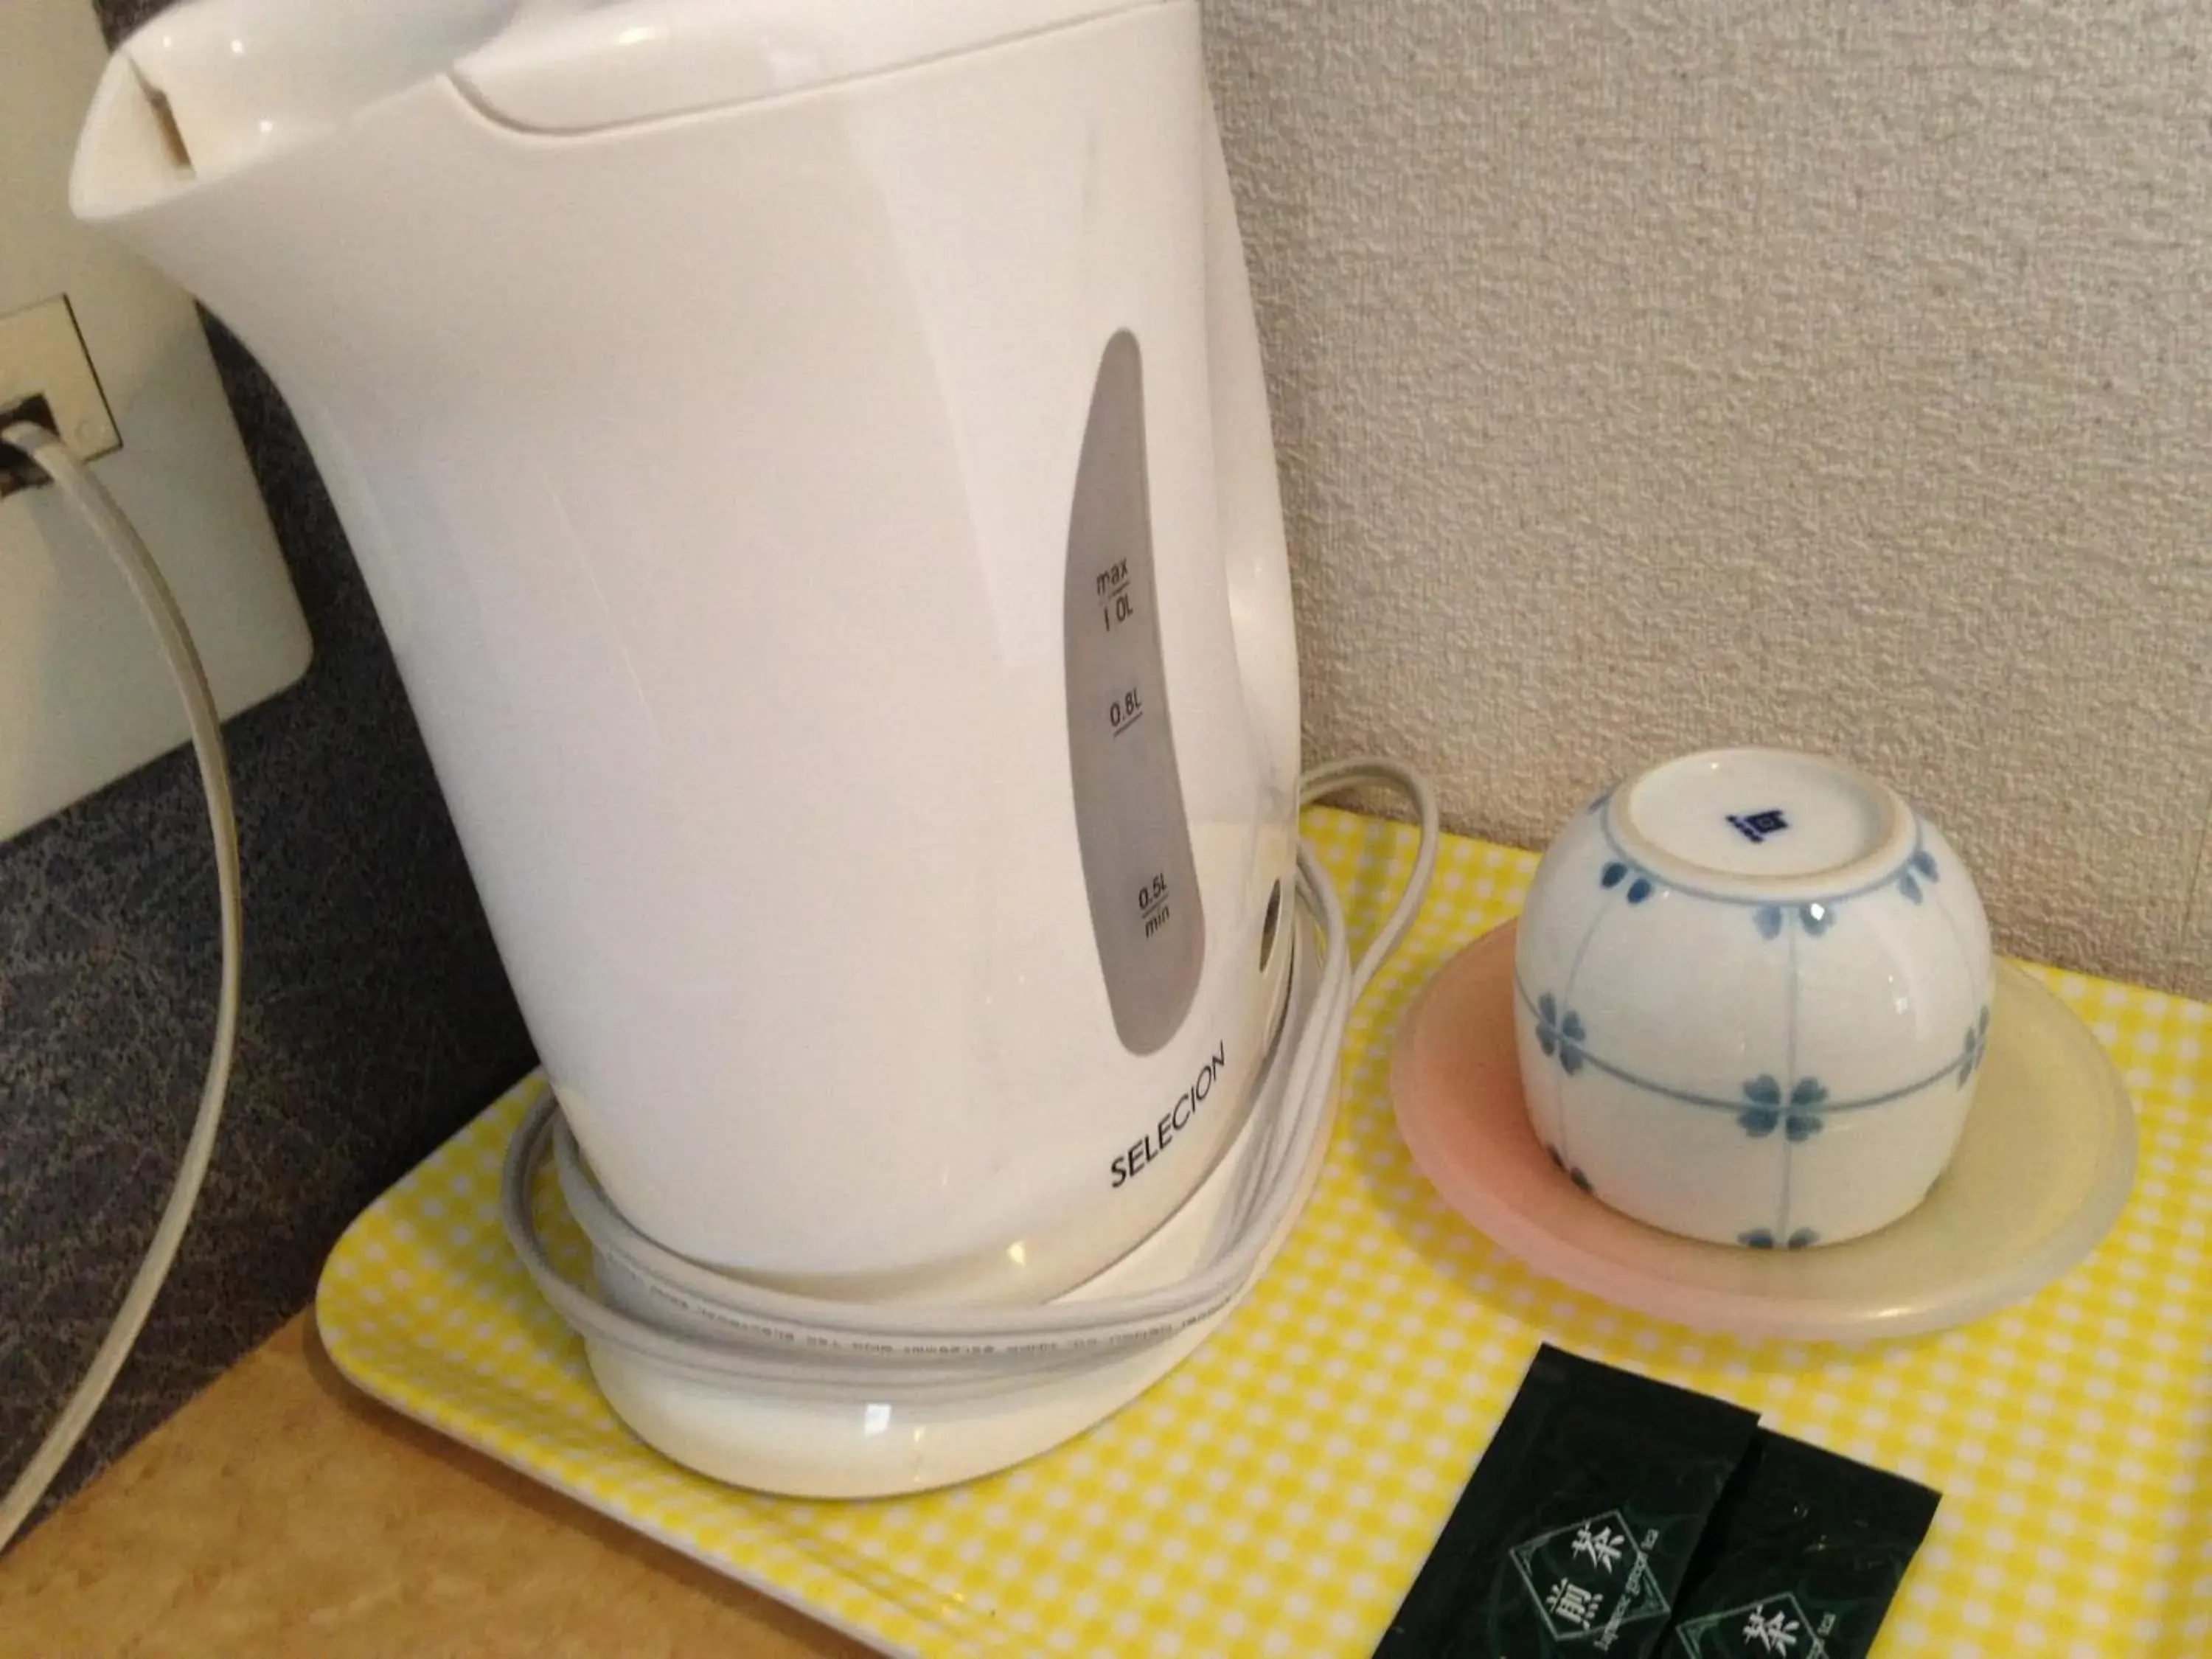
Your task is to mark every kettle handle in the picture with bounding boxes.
[1203,100,1303,805]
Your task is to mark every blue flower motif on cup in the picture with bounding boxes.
[1753,902,1835,939]
[1517,757,1994,1251]
[1898,848,1940,905]
[1599,861,1655,905]
[1956,1005,1992,1085]
[1739,1227,1821,1251]
[1534,992,1588,1074]
[1543,1142,1597,1197]
[1737,1075,1829,1139]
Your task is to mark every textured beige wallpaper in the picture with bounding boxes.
[1206,1,2212,995]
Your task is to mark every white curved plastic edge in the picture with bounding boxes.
[456,0,1168,133]
[586,933,1327,1498]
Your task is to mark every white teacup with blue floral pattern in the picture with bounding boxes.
[1513,748,1993,1250]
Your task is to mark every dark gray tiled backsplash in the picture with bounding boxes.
[3,0,535,1519]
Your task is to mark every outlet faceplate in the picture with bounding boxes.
[0,295,119,470]
[0,0,310,842]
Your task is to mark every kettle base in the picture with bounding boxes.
[580,933,1329,1498]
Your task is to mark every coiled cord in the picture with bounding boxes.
[501,759,1436,1400]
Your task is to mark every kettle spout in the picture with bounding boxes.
[73,0,519,218]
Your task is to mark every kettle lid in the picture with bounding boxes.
[84,0,1169,217]
[456,0,1171,133]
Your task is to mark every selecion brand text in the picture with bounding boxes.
[1110,1041,1228,1188]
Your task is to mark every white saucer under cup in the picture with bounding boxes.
[1393,922,2138,1340]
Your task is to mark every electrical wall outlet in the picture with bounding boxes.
[0,295,119,475]
[0,0,310,841]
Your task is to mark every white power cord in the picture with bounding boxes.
[0,421,243,1553]
[502,759,1438,1399]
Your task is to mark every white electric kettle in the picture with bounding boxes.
[74,0,1433,1495]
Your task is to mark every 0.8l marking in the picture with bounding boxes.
[1107,687,1144,735]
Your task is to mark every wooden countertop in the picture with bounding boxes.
[0,1315,872,1657]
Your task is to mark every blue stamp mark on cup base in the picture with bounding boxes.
[1725,808,1789,844]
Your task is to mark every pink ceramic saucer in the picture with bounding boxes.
[1391,922,2137,1340]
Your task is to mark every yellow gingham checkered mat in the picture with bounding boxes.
[316,808,2212,1656]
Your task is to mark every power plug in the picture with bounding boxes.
[0,294,119,498]
[0,392,60,498]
